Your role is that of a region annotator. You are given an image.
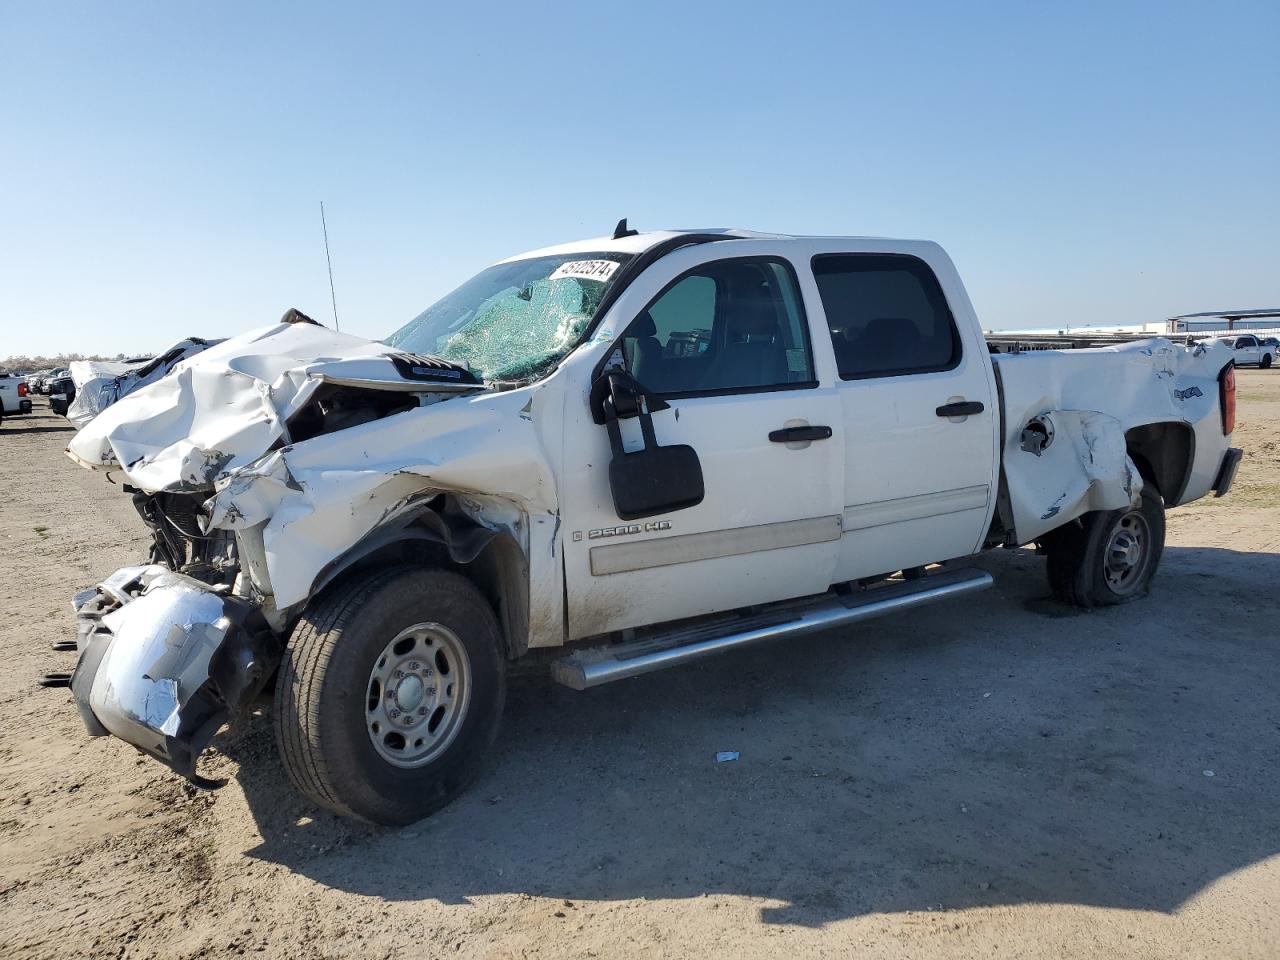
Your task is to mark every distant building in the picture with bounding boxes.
[986,309,1280,342]
[1166,309,1280,333]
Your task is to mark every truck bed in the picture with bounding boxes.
[989,337,1233,546]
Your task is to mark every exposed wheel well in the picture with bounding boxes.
[1126,421,1194,505]
[302,496,531,660]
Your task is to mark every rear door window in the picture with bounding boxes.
[811,254,960,379]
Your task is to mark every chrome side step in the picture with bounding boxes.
[551,566,993,690]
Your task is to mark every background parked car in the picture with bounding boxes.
[48,375,77,416]
[66,337,220,428]
[27,369,52,394]
[39,368,70,394]
[1201,334,1275,368]
[0,371,33,416]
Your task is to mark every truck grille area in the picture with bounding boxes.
[130,489,238,586]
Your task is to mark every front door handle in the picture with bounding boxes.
[935,401,985,418]
[769,425,833,443]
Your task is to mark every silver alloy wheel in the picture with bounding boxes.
[1103,509,1151,595]
[366,622,472,768]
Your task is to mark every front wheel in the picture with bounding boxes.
[1262,354,1273,369]
[274,566,506,825]
[1044,485,1166,608]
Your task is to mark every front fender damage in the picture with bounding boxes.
[71,566,277,787]
[202,388,556,616]
[66,374,561,785]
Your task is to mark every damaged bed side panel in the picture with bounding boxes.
[994,338,1231,545]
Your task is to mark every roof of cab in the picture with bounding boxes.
[494,227,922,265]
[494,228,756,263]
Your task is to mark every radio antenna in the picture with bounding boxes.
[319,201,340,331]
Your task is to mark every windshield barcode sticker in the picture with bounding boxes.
[548,260,620,283]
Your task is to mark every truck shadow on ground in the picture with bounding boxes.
[227,544,1280,926]
[0,424,74,435]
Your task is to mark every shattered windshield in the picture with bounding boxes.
[384,252,633,383]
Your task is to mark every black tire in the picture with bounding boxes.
[1262,354,1273,369]
[274,566,506,825]
[1044,485,1165,608]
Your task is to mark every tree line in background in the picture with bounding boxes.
[1,352,132,372]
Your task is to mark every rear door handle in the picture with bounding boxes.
[935,401,985,418]
[769,425,833,443]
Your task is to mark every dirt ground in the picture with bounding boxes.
[1,372,1277,960]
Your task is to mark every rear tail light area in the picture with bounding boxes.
[18,382,28,397]
[1219,363,1236,435]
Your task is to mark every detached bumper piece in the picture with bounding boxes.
[68,565,278,788]
[1212,447,1243,498]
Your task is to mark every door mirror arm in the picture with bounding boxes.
[589,369,669,425]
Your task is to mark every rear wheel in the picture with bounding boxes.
[1044,485,1165,608]
[274,566,506,825]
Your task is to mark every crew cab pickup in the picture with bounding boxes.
[59,227,1242,824]
[1202,333,1276,369]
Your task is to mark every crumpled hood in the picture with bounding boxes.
[66,337,224,430]
[66,321,467,493]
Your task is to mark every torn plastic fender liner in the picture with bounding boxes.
[70,566,277,787]
[303,498,504,603]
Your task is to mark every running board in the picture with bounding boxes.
[551,566,994,690]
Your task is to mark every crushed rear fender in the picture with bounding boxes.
[994,338,1233,544]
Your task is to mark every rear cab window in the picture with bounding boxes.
[810,254,960,379]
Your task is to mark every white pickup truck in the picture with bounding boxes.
[59,227,1242,824]
[1200,333,1276,369]
[0,372,33,417]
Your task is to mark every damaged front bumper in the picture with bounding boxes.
[70,565,278,787]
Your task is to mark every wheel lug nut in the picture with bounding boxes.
[408,661,420,670]
[394,670,405,679]
[418,706,428,716]
[388,708,400,719]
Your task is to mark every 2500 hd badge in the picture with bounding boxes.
[579,520,674,541]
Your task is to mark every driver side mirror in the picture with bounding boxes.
[593,370,703,521]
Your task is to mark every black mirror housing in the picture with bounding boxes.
[608,443,704,520]
[595,372,703,521]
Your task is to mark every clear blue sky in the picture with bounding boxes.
[2,1,1277,357]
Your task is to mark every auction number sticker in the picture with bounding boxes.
[548,259,620,283]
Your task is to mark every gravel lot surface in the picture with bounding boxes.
[1,372,1277,959]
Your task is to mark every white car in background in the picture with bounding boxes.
[1201,334,1276,369]
[66,338,222,428]
[0,371,33,417]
